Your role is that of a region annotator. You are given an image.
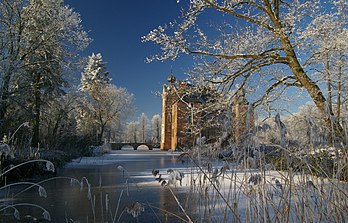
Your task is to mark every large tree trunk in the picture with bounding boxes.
[32,72,41,147]
[98,117,106,145]
[0,69,12,123]
[280,35,344,143]
[98,126,105,145]
[326,52,333,113]
[267,8,345,143]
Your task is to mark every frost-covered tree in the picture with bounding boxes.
[79,84,134,145]
[282,103,330,146]
[143,0,347,142]
[151,114,161,143]
[80,53,134,144]
[138,113,150,143]
[24,0,90,147]
[0,0,90,146]
[300,8,348,122]
[41,91,80,148]
[0,0,26,124]
[126,121,139,143]
[81,53,111,94]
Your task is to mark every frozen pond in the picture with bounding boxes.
[2,149,188,222]
[4,148,347,222]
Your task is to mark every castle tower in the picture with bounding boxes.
[160,75,176,150]
[232,88,254,144]
[161,74,220,150]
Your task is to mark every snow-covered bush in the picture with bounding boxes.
[89,144,111,157]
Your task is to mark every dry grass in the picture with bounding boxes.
[167,146,348,223]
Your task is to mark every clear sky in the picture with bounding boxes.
[65,0,193,119]
[64,0,343,122]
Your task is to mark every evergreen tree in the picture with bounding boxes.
[81,53,111,95]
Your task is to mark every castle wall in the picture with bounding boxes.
[160,86,173,150]
[161,79,195,150]
[160,76,254,150]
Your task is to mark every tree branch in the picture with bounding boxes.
[203,0,275,32]
[189,49,259,60]
[188,47,288,64]
[254,75,301,107]
[274,0,280,19]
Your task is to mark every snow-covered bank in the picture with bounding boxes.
[149,160,348,222]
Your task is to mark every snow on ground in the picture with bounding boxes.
[149,161,348,222]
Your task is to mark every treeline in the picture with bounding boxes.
[125,113,161,144]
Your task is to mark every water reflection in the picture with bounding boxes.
[1,150,187,223]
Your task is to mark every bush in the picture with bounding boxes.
[55,135,96,157]
[268,146,348,181]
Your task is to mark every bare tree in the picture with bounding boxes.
[301,10,348,122]
[126,121,139,143]
[138,113,150,143]
[143,0,346,142]
[80,85,134,145]
[151,114,161,143]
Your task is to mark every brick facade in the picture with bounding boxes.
[161,75,195,150]
[161,75,253,150]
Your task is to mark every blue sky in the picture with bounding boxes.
[65,0,193,119]
[64,0,328,120]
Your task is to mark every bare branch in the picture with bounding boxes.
[203,0,275,32]
[254,75,301,107]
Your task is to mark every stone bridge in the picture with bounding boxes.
[110,142,159,150]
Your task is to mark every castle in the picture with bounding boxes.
[160,74,253,150]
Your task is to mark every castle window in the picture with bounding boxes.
[187,113,192,124]
[186,128,192,136]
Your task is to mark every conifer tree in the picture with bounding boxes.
[81,53,111,95]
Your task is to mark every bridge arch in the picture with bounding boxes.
[120,144,135,150]
[136,144,151,150]
[110,143,155,150]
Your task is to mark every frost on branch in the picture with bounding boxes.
[45,161,55,172]
[143,0,347,139]
[81,53,111,92]
[38,186,47,198]
[42,210,51,221]
[125,202,145,218]
[142,25,188,62]
[13,209,20,220]
[142,0,209,62]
